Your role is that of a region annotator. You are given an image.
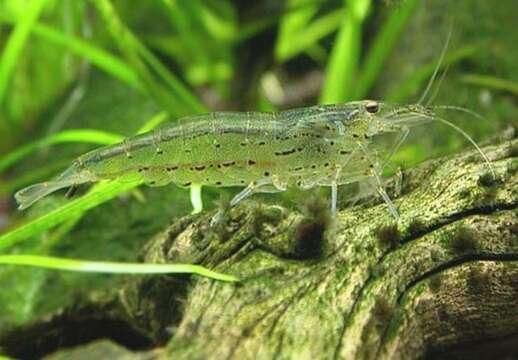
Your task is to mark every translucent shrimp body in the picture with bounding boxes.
[15,102,381,213]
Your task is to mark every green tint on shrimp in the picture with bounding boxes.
[15,100,494,222]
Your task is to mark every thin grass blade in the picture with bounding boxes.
[388,45,478,102]
[0,179,142,251]
[461,74,518,97]
[319,0,371,104]
[0,0,48,107]
[91,0,207,117]
[354,0,419,99]
[0,129,124,173]
[0,254,238,282]
[30,23,142,90]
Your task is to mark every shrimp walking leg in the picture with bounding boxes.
[330,166,342,216]
[229,179,278,207]
[356,142,400,220]
[381,127,409,171]
[372,169,399,220]
[331,182,338,216]
[211,179,282,225]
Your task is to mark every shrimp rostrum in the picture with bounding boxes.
[15,100,493,221]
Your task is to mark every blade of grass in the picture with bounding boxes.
[319,0,371,104]
[196,1,237,42]
[238,16,279,43]
[0,0,48,111]
[387,45,478,102]
[92,0,207,117]
[160,0,236,86]
[136,111,168,134]
[354,0,419,99]
[30,22,142,90]
[0,17,149,134]
[460,74,518,97]
[0,129,124,173]
[0,178,142,251]
[276,5,344,62]
[161,0,210,72]
[276,0,319,61]
[288,9,346,63]
[0,254,238,282]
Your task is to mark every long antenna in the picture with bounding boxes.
[433,105,485,121]
[418,23,453,105]
[406,112,496,178]
[426,63,450,106]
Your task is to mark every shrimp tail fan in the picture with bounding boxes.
[14,161,93,210]
[15,181,74,210]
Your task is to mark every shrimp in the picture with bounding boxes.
[14,103,377,216]
[14,98,494,223]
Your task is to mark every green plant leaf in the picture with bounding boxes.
[0,0,48,108]
[276,1,344,62]
[29,22,142,90]
[91,0,207,117]
[354,0,419,99]
[0,179,142,251]
[0,129,124,173]
[387,45,478,103]
[0,254,238,282]
[461,74,518,97]
[319,0,371,104]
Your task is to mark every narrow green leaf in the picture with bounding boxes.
[0,255,238,282]
[0,179,142,251]
[320,0,372,104]
[461,74,518,97]
[30,23,142,90]
[161,0,209,68]
[197,1,237,41]
[0,129,124,173]
[136,111,168,134]
[238,16,278,43]
[388,45,478,103]
[276,6,344,62]
[276,0,319,61]
[92,0,207,116]
[0,0,48,105]
[354,0,419,99]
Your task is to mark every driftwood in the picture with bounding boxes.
[1,129,517,359]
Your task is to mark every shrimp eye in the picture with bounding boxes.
[365,101,379,114]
